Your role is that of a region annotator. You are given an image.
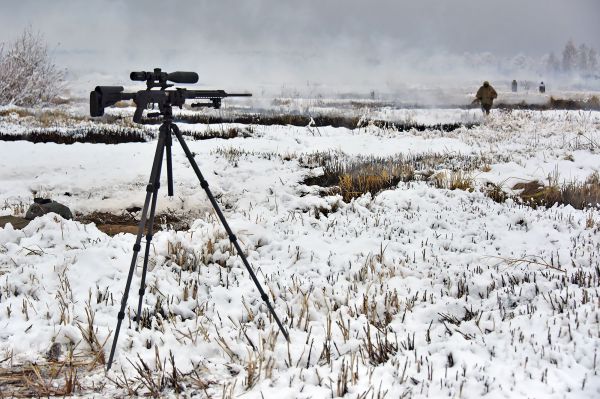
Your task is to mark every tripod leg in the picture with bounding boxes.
[166,129,174,196]
[171,124,290,342]
[135,145,165,326]
[107,131,167,371]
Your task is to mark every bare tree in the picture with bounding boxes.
[562,40,577,73]
[0,28,65,106]
[587,48,598,73]
[577,44,589,72]
[545,52,560,74]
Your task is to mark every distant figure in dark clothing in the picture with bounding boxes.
[539,82,546,93]
[475,81,498,115]
[511,79,518,92]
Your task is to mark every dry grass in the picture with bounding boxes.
[430,170,474,191]
[302,152,599,210]
[180,126,254,141]
[0,108,31,118]
[338,165,414,202]
[0,354,103,397]
[303,152,488,201]
[513,172,600,210]
[107,351,191,398]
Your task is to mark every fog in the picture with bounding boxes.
[1,0,599,96]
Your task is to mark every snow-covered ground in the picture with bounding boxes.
[0,105,599,397]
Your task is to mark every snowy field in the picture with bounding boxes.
[0,103,599,397]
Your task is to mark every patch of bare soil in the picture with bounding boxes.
[0,212,191,235]
[0,216,30,229]
[512,181,547,198]
[75,211,190,236]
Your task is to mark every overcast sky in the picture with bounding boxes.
[1,0,599,91]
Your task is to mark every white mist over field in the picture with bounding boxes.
[1,0,599,99]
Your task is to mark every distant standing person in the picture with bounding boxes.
[475,81,498,115]
[539,82,545,93]
[511,79,518,92]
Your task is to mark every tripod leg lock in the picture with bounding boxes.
[228,234,237,243]
[146,183,161,192]
[200,180,209,189]
[133,243,141,251]
[146,234,153,242]
[118,311,125,320]
[261,293,269,302]
[138,287,145,295]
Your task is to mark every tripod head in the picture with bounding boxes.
[90,68,251,123]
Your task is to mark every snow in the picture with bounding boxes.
[0,104,599,397]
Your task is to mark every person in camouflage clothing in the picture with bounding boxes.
[475,81,497,115]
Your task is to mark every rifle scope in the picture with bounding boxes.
[130,70,199,84]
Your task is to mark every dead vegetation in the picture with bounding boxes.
[0,351,103,397]
[180,125,255,141]
[484,96,600,111]
[0,108,124,125]
[177,111,474,132]
[302,152,491,201]
[302,152,600,210]
[511,172,600,210]
[1,173,598,397]
[0,127,149,144]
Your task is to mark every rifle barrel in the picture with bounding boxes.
[187,90,251,99]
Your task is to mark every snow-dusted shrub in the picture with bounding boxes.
[0,28,64,106]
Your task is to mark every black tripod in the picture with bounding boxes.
[106,106,289,371]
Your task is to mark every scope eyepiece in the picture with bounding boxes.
[130,71,149,81]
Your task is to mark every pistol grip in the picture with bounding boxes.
[133,104,145,123]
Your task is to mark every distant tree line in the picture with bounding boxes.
[545,40,598,75]
[460,41,599,80]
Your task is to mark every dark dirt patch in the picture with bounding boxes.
[173,112,477,132]
[175,113,361,129]
[179,126,253,140]
[513,181,546,198]
[75,211,190,236]
[0,212,190,236]
[493,96,600,111]
[0,127,149,144]
[0,216,30,229]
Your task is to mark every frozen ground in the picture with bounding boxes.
[0,104,599,397]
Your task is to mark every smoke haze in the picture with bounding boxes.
[1,0,599,95]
